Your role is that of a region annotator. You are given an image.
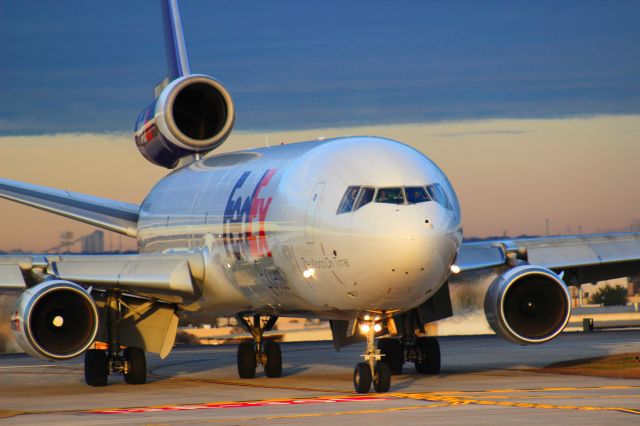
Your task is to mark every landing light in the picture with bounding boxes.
[450,264,461,274]
[373,323,382,333]
[303,268,315,279]
[359,324,370,334]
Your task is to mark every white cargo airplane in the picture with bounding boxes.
[2,0,640,394]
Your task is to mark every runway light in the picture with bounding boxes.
[373,323,382,333]
[303,268,315,278]
[359,323,371,334]
[450,264,461,274]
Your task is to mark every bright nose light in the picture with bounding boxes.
[52,315,64,328]
[359,324,371,334]
[450,264,461,274]
[373,323,382,332]
[303,268,315,278]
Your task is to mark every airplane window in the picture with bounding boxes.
[405,186,430,204]
[427,183,452,209]
[354,187,375,210]
[376,187,405,204]
[337,186,361,214]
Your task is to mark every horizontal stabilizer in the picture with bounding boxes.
[0,178,139,237]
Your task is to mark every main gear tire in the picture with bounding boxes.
[378,338,404,375]
[237,341,257,379]
[264,341,282,378]
[84,349,108,387]
[414,337,440,375]
[123,347,147,384]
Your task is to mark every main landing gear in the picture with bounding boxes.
[84,291,147,387]
[235,314,282,379]
[377,336,440,375]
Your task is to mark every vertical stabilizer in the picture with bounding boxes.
[161,0,191,81]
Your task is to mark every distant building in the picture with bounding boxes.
[81,231,104,253]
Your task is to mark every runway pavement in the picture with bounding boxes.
[1,330,639,424]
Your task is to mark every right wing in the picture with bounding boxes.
[0,252,204,304]
[0,178,139,237]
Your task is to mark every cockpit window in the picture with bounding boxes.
[405,186,431,204]
[376,187,405,204]
[427,183,452,209]
[337,186,360,214]
[354,187,375,210]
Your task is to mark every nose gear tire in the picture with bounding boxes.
[373,362,391,393]
[353,362,372,394]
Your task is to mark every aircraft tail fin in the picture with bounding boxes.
[161,0,191,81]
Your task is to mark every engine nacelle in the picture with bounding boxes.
[134,74,235,168]
[484,265,571,345]
[11,280,99,360]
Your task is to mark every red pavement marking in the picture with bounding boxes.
[92,396,389,414]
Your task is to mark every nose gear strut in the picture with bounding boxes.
[353,316,391,393]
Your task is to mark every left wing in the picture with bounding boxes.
[0,178,139,237]
[456,232,640,285]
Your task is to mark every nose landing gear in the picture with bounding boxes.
[353,317,391,393]
[235,314,282,379]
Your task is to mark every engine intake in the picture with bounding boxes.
[134,74,235,168]
[12,281,99,360]
[484,265,571,345]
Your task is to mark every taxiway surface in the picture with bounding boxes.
[1,330,639,424]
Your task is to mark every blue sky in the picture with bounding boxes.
[1,0,639,134]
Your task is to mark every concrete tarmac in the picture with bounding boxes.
[1,330,639,425]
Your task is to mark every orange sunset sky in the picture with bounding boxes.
[1,114,638,252]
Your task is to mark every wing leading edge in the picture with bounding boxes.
[0,252,204,304]
[0,178,139,237]
[457,233,640,285]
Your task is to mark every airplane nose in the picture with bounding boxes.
[375,209,436,273]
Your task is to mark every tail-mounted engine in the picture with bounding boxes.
[484,265,571,345]
[134,74,235,168]
[11,280,99,360]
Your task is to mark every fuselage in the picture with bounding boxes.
[137,136,462,319]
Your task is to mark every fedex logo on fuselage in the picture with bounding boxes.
[223,169,277,259]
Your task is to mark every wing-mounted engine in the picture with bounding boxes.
[484,265,571,345]
[11,280,99,360]
[134,74,235,168]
